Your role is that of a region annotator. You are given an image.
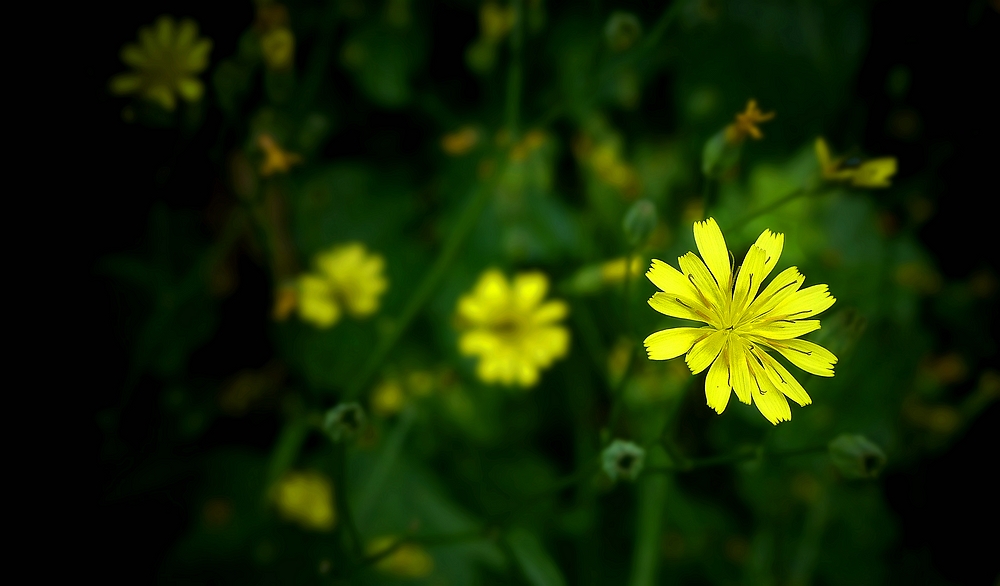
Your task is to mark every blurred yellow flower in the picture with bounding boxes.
[441,126,481,155]
[815,138,897,188]
[725,99,775,145]
[367,536,434,578]
[273,471,336,531]
[457,270,570,388]
[109,16,212,111]
[272,283,298,321]
[644,218,838,424]
[258,134,302,176]
[261,27,295,70]
[480,2,517,42]
[371,379,407,416]
[600,256,644,283]
[297,243,388,328]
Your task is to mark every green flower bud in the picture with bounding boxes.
[828,434,887,479]
[605,12,642,52]
[602,439,645,482]
[623,199,658,246]
[324,402,367,443]
[701,128,741,178]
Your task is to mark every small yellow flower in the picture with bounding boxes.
[724,99,775,145]
[273,471,336,531]
[644,218,838,424]
[258,134,302,176]
[110,16,212,111]
[441,126,480,155]
[457,270,570,388]
[367,536,435,578]
[371,379,407,416]
[297,243,388,328]
[480,2,517,42]
[261,27,295,70]
[600,256,644,283]
[815,138,897,188]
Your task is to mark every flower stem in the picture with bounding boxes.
[725,187,825,232]
[644,443,828,473]
[333,442,364,559]
[608,247,641,434]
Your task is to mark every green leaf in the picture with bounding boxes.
[505,528,566,586]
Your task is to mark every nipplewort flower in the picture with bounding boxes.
[297,243,387,328]
[815,138,897,188]
[643,218,838,424]
[456,270,569,388]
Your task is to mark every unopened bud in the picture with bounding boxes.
[324,402,367,442]
[623,199,657,246]
[602,439,645,482]
[828,434,886,479]
[701,128,741,178]
[605,12,642,52]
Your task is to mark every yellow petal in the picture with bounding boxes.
[744,266,804,321]
[646,259,701,301]
[297,275,340,327]
[648,292,713,324]
[678,252,725,313]
[532,300,568,324]
[769,339,837,377]
[512,272,548,311]
[772,284,836,320]
[728,340,752,404]
[814,137,836,177]
[176,77,204,101]
[756,349,812,406]
[705,344,732,413]
[750,319,820,340]
[751,229,784,285]
[154,15,174,49]
[120,44,148,68]
[732,246,767,318]
[144,85,176,110]
[186,39,213,71]
[175,19,197,50]
[643,327,709,360]
[748,357,791,424]
[693,217,732,292]
[851,158,897,188]
[109,73,142,95]
[685,329,727,374]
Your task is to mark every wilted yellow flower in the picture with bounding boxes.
[724,99,775,145]
[258,134,302,176]
[644,218,838,424]
[298,243,388,328]
[110,16,212,111]
[273,471,336,531]
[457,270,570,388]
[441,126,480,155]
[815,138,897,188]
[367,536,434,578]
[261,27,295,70]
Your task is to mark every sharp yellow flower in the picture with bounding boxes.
[456,270,570,388]
[367,536,434,578]
[725,99,775,144]
[815,138,897,188]
[109,16,212,111]
[297,243,388,328]
[643,218,838,424]
[272,471,336,531]
[258,134,302,176]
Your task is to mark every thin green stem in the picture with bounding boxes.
[333,443,364,559]
[645,443,828,474]
[725,188,826,232]
[505,0,525,136]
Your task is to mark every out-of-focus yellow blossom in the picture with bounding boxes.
[456,270,570,388]
[573,135,641,196]
[273,471,336,531]
[441,126,481,155]
[297,243,388,328]
[509,129,548,161]
[815,138,897,188]
[367,536,435,578]
[272,283,298,321]
[258,134,302,176]
[371,379,406,416]
[724,100,774,145]
[261,27,295,70]
[109,16,213,111]
[601,256,644,283]
[644,218,838,424]
[480,2,517,42]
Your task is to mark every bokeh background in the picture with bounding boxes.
[86,1,999,584]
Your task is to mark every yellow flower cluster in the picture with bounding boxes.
[815,138,897,188]
[272,471,336,531]
[644,218,838,424]
[725,100,775,145]
[456,270,570,388]
[110,16,212,111]
[297,243,388,328]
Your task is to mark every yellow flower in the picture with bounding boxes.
[815,138,897,188]
[109,16,212,111]
[273,471,336,531]
[724,99,775,145]
[367,536,434,578]
[371,379,406,416]
[456,270,570,388]
[261,27,295,70]
[480,2,517,42]
[643,218,838,424]
[600,256,644,283]
[258,134,302,176]
[297,243,388,328]
[441,126,481,155]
